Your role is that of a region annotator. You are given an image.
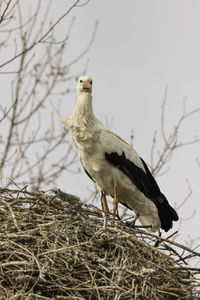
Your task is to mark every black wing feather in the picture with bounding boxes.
[105,151,178,231]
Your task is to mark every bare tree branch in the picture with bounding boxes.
[0,0,82,69]
[0,0,96,189]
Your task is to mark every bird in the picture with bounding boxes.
[62,76,178,232]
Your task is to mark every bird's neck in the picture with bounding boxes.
[71,92,94,129]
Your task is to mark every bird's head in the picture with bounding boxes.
[77,76,93,94]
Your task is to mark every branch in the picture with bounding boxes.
[0,0,81,69]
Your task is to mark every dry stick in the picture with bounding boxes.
[37,241,90,257]
[137,229,200,258]
[1,261,28,267]
[85,263,101,300]
[169,266,200,272]
[1,199,19,231]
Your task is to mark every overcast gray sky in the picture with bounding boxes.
[56,0,200,245]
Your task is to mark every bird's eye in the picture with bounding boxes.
[80,80,83,83]
[90,80,93,84]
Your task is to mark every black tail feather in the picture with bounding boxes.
[105,151,179,232]
[156,193,178,232]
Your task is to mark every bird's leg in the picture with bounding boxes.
[101,192,109,212]
[112,183,119,219]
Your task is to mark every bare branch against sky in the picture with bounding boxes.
[0,0,97,189]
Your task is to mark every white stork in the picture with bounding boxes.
[62,76,178,232]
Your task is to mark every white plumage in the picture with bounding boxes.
[62,76,178,232]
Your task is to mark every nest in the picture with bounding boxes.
[0,187,199,299]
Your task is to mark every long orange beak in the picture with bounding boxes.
[83,81,91,89]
